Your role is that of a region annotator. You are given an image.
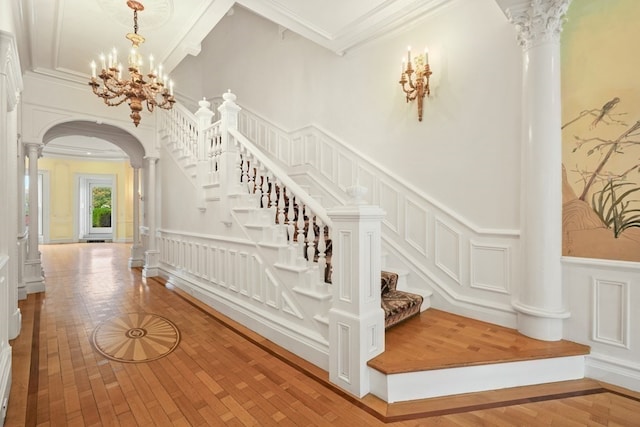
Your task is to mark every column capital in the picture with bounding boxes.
[144,155,159,164]
[503,0,572,50]
[24,141,43,149]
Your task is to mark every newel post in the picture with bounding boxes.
[195,98,215,211]
[327,186,385,398]
[217,91,242,225]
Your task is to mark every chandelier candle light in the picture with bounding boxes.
[89,0,175,127]
[399,46,432,122]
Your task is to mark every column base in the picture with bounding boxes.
[513,300,570,341]
[128,244,144,268]
[24,258,45,294]
[142,250,160,278]
[9,308,21,340]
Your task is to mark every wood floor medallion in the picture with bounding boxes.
[91,312,180,363]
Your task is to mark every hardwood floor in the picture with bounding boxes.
[6,243,640,426]
[369,308,590,374]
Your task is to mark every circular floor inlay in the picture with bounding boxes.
[92,313,180,363]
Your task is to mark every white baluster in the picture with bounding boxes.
[269,175,277,209]
[248,158,256,195]
[297,201,305,261]
[306,213,316,266]
[287,190,295,243]
[277,181,285,225]
[260,169,269,209]
[240,152,249,191]
[316,217,327,282]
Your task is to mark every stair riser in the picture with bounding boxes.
[369,355,586,403]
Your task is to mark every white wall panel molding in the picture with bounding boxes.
[563,259,640,393]
[470,242,511,294]
[404,197,429,258]
[379,181,400,234]
[232,102,520,237]
[227,102,521,326]
[434,219,461,284]
[591,278,630,349]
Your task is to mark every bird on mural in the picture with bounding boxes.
[591,97,620,128]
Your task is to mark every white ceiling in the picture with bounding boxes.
[17,0,505,160]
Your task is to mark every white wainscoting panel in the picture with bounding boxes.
[592,278,629,349]
[337,151,355,191]
[355,164,376,205]
[470,242,510,294]
[320,138,336,182]
[404,198,429,257]
[291,135,304,166]
[229,102,522,326]
[379,181,400,233]
[563,257,640,393]
[435,219,461,284]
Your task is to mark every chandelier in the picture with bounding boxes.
[89,1,175,127]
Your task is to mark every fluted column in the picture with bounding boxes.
[504,0,572,340]
[24,142,45,293]
[128,166,144,267]
[142,157,159,278]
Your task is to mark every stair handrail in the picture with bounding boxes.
[228,127,333,229]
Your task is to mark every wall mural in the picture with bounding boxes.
[561,0,640,262]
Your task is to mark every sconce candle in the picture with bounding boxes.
[399,46,432,122]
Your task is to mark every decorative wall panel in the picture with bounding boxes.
[337,152,355,191]
[592,278,629,348]
[404,198,428,257]
[470,242,510,294]
[379,181,399,233]
[435,219,461,284]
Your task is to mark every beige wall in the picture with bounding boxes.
[37,157,133,243]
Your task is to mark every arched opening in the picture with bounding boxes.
[36,121,146,256]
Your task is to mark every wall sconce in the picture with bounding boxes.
[399,47,432,122]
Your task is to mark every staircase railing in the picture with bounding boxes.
[228,127,333,283]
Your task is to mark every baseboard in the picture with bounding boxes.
[0,346,12,425]
[159,267,329,371]
[586,353,640,393]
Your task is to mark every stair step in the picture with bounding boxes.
[367,308,590,402]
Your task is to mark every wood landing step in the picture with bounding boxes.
[368,309,590,403]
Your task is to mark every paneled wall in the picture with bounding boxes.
[564,258,640,390]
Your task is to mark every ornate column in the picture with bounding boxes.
[503,0,572,340]
[128,166,144,267]
[327,186,386,398]
[24,141,45,294]
[142,157,159,278]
